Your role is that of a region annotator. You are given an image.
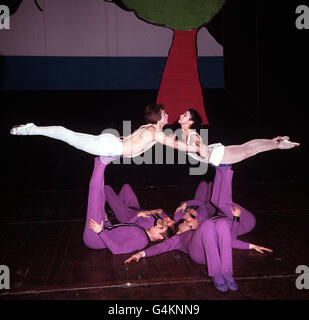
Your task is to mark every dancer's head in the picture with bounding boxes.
[145,104,168,126]
[157,217,175,228]
[183,206,200,230]
[147,223,174,242]
[178,109,202,130]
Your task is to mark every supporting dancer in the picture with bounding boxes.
[83,156,174,254]
[10,105,299,166]
[125,165,272,292]
[104,183,175,230]
[177,108,300,166]
[174,179,217,223]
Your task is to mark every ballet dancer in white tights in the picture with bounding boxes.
[10,104,299,166]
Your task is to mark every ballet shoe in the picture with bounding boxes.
[212,278,228,293]
[225,280,239,291]
[10,123,35,135]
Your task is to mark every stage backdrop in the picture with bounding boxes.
[0,0,223,91]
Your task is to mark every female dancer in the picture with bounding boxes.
[83,156,174,254]
[10,105,299,166]
[177,108,299,166]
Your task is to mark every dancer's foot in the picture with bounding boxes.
[99,156,118,164]
[273,136,290,143]
[278,139,300,149]
[10,123,35,135]
[217,164,232,169]
[223,273,238,291]
[212,275,228,293]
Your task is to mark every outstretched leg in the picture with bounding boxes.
[194,181,208,202]
[189,219,228,292]
[118,184,141,209]
[10,123,122,157]
[216,166,256,236]
[104,185,137,223]
[220,138,299,165]
[83,157,108,249]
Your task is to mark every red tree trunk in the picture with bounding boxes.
[156,29,209,125]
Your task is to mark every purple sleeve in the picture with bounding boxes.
[232,239,250,250]
[127,215,139,224]
[145,235,180,257]
[231,220,240,239]
[98,230,147,254]
[174,210,185,223]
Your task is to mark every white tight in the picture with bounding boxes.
[221,139,279,164]
[30,125,122,156]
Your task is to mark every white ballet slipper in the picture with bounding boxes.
[10,123,35,135]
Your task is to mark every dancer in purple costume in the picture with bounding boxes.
[104,183,175,230]
[125,165,272,292]
[83,157,174,255]
[174,180,217,223]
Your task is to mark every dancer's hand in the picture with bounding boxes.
[175,202,187,215]
[88,219,104,233]
[168,133,177,141]
[231,205,241,217]
[125,251,145,264]
[249,244,273,254]
[138,209,163,218]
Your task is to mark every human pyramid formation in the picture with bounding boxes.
[10,104,300,292]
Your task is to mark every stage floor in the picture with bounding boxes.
[1,181,308,300]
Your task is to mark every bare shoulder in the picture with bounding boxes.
[143,125,157,137]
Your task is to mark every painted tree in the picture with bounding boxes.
[110,0,225,124]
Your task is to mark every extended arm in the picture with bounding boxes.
[125,235,180,263]
[154,130,209,158]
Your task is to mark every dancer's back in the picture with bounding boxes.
[122,124,158,158]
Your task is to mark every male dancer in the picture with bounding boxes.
[10,105,299,166]
[83,157,174,255]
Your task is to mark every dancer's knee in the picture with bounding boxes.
[83,233,102,249]
[246,213,256,233]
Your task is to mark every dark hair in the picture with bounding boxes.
[160,224,177,241]
[145,104,164,124]
[188,109,202,130]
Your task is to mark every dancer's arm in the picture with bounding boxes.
[233,239,272,253]
[125,235,180,263]
[137,209,163,218]
[99,230,146,254]
[154,129,209,158]
[89,219,146,254]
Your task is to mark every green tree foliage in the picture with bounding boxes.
[122,0,224,30]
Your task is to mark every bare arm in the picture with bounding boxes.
[154,129,208,157]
